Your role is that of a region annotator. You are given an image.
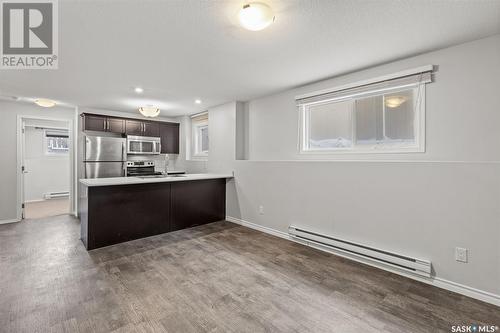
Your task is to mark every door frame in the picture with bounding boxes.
[16,114,77,221]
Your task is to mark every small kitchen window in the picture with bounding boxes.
[45,130,69,155]
[297,66,432,154]
[191,112,208,158]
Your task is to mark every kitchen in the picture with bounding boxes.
[79,112,232,250]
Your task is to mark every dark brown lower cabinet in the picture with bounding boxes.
[80,179,226,250]
[170,179,226,231]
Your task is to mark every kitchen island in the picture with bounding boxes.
[79,173,233,250]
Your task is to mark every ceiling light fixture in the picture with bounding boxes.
[385,96,407,108]
[34,98,57,108]
[195,99,202,104]
[239,2,275,31]
[134,87,144,94]
[139,106,160,118]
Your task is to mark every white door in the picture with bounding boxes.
[21,120,27,219]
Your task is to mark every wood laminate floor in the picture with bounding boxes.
[0,216,498,333]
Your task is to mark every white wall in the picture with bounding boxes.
[173,115,208,174]
[207,35,500,303]
[0,101,76,222]
[24,119,70,201]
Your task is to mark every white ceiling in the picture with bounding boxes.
[1,0,499,116]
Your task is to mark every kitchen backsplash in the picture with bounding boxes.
[127,154,183,173]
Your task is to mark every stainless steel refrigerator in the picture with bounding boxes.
[84,136,127,178]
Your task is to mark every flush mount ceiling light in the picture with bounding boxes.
[385,96,407,108]
[139,106,160,117]
[239,2,275,31]
[195,99,202,104]
[34,98,56,108]
[134,87,144,94]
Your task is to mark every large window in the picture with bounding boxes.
[191,112,208,158]
[298,68,431,153]
[45,130,69,155]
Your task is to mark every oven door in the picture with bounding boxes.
[127,136,160,155]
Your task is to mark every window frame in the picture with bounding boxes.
[44,129,70,156]
[191,119,209,159]
[299,84,426,155]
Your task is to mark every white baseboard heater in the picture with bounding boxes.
[288,226,432,277]
[44,191,70,200]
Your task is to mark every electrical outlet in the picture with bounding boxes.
[455,247,468,263]
[259,205,264,215]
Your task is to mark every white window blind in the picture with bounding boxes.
[191,112,209,157]
[296,69,432,106]
[45,129,69,154]
[190,112,208,122]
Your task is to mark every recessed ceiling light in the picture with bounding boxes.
[0,95,19,101]
[34,98,56,108]
[239,2,275,31]
[139,106,160,118]
[195,99,202,104]
[134,87,144,94]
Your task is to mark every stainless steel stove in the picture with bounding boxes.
[126,161,163,177]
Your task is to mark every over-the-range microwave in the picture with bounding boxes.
[127,135,161,155]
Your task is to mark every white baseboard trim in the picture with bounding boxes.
[25,199,45,203]
[227,216,288,239]
[0,218,21,225]
[226,216,500,307]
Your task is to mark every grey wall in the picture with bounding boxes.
[246,35,500,162]
[207,35,500,299]
[0,101,76,222]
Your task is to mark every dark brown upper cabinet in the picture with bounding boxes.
[82,113,180,153]
[160,122,180,154]
[83,114,106,132]
[107,118,125,134]
[83,114,125,134]
[143,121,160,137]
[126,120,160,137]
[125,119,143,136]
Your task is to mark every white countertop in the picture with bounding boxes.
[80,173,233,187]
